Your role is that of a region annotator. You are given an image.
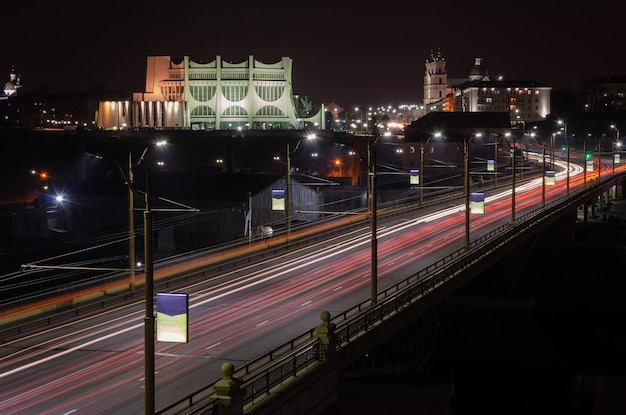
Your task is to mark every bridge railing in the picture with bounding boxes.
[160,177,609,414]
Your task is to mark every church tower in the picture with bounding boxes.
[423,48,448,107]
[469,56,489,81]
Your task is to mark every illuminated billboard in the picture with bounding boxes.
[272,189,285,210]
[156,292,189,343]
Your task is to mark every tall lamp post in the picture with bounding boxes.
[90,148,196,415]
[369,135,379,306]
[611,124,619,174]
[464,136,471,250]
[93,154,156,414]
[597,136,602,180]
[285,134,316,242]
[128,147,152,293]
[420,132,441,205]
[143,170,155,415]
[493,134,500,186]
[133,141,167,291]
[583,133,591,187]
[559,120,569,195]
[286,143,292,242]
[541,141,546,208]
[463,133,481,251]
[510,131,516,222]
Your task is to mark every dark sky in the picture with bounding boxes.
[4,1,623,109]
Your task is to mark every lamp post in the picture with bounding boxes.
[542,141,546,208]
[597,136,602,180]
[286,142,292,242]
[94,154,156,414]
[559,120,569,195]
[464,136,471,250]
[143,170,155,415]
[463,133,481,251]
[286,134,316,242]
[511,131,516,222]
[89,146,196,415]
[550,133,555,170]
[132,141,167,291]
[420,132,441,205]
[513,120,526,180]
[127,147,151,293]
[611,124,619,174]
[583,133,591,187]
[493,134,499,187]
[369,135,378,306]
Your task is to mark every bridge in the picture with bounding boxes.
[150,172,626,415]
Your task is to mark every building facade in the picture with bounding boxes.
[584,76,626,112]
[97,55,325,131]
[424,51,551,125]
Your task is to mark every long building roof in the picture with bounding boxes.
[404,111,512,141]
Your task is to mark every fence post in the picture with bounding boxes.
[315,310,336,361]
[214,362,244,415]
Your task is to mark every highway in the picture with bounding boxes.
[0,156,614,415]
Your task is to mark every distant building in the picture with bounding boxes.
[1,66,21,100]
[96,55,326,132]
[583,76,626,112]
[423,50,551,125]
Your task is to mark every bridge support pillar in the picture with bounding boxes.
[214,362,244,415]
[315,311,336,361]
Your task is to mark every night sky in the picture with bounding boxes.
[5,1,624,109]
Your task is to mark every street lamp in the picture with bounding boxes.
[541,140,546,208]
[369,135,378,305]
[143,170,155,415]
[127,143,165,293]
[559,120,569,195]
[611,124,619,174]
[597,135,602,180]
[510,131,516,222]
[550,133,555,170]
[493,134,500,187]
[583,133,591,187]
[462,133,482,251]
[89,143,199,415]
[286,134,316,241]
[420,132,441,205]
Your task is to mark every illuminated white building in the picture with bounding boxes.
[424,51,551,124]
[97,55,324,131]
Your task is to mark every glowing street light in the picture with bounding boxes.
[559,120,569,195]
[368,134,380,305]
[286,134,316,241]
[420,132,441,205]
[611,124,620,174]
[88,142,199,415]
[127,140,167,294]
[463,132,483,250]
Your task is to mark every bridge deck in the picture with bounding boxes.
[321,197,626,415]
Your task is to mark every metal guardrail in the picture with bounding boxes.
[158,179,607,414]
